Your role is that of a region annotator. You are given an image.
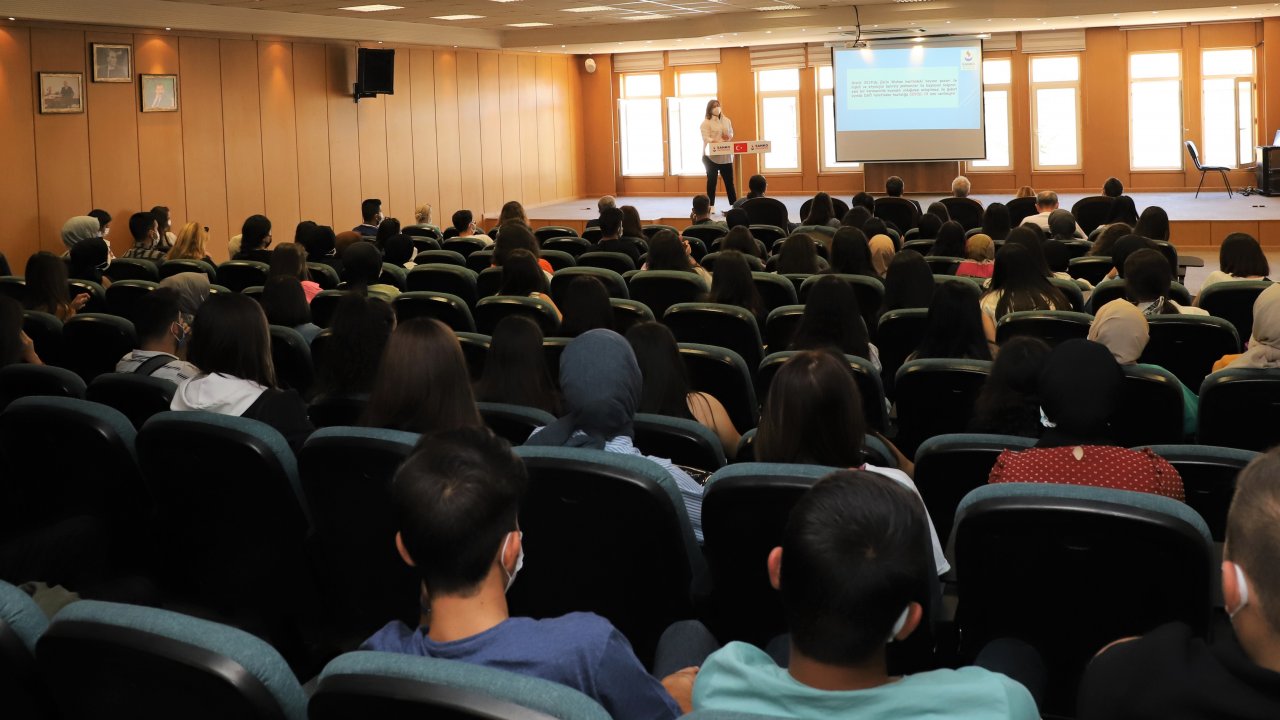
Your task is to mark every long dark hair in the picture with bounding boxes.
[260,275,312,328]
[23,252,71,316]
[929,221,967,257]
[776,234,821,275]
[626,321,694,420]
[1005,225,1053,277]
[68,238,109,284]
[498,249,548,296]
[969,336,1051,438]
[1133,206,1170,241]
[709,250,765,322]
[474,315,561,415]
[792,276,870,361]
[620,205,645,239]
[1090,223,1132,256]
[915,213,942,240]
[361,318,483,434]
[1220,233,1270,278]
[493,222,539,266]
[926,202,950,223]
[882,250,934,311]
[314,294,395,395]
[986,244,1067,318]
[913,281,992,361]
[804,192,836,226]
[0,295,25,367]
[756,350,867,467]
[188,292,276,388]
[722,226,760,258]
[558,275,614,337]
[269,242,311,282]
[1124,248,1178,315]
[828,227,875,277]
[646,230,695,273]
[982,202,1011,240]
[374,217,401,249]
[1106,196,1140,226]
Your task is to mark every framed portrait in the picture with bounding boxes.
[91,43,132,83]
[140,74,179,113]
[38,73,84,114]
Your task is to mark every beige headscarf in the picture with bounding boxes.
[1228,282,1280,369]
[869,234,895,277]
[1088,298,1149,365]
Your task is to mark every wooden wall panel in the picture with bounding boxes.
[85,30,142,244]
[220,39,266,239]
[433,50,463,219]
[477,53,505,216]
[455,51,485,216]
[30,28,93,254]
[134,34,186,229]
[326,45,362,230]
[517,55,540,207]
[384,47,417,222]
[178,37,229,258]
[292,43,333,227]
[258,41,301,233]
[535,56,557,204]
[578,54,615,196]
[1082,28,1127,191]
[408,49,440,224]
[552,57,572,201]
[356,74,390,211]
[498,54,524,207]
[0,27,41,261]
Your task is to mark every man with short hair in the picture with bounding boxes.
[123,212,167,262]
[115,287,199,384]
[685,471,1038,719]
[885,176,922,212]
[586,195,616,229]
[1078,448,1280,719]
[952,175,975,199]
[690,194,727,228]
[1022,191,1084,238]
[1103,177,1124,198]
[733,175,768,209]
[354,198,383,236]
[361,427,690,719]
[451,209,493,246]
[596,206,641,265]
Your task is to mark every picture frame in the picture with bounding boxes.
[140,74,179,113]
[37,72,85,114]
[91,43,132,83]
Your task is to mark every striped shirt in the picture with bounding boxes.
[115,350,199,385]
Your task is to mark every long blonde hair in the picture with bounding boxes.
[167,222,208,261]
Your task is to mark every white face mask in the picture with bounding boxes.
[101,227,111,238]
[1229,564,1250,619]
[501,531,524,592]
[886,605,910,643]
[712,107,722,116]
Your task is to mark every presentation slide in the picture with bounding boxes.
[832,39,987,162]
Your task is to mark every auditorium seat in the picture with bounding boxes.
[912,433,1036,542]
[1140,314,1240,391]
[634,412,726,472]
[215,260,269,293]
[1071,195,1114,234]
[466,250,495,274]
[549,267,629,302]
[1067,256,1115,286]
[308,393,369,429]
[36,600,307,720]
[1050,277,1087,312]
[641,224,680,239]
[699,251,764,273]
[1151,240,1179,276]
[268,325,314,395]
[1197,280,1271,344]
[542,237,592,258]
[413,249,467,268]
[68,279,107,314]
[406,265,479,308]
[307,263,341,290]
[762,304,805,351]
[939,197,985,230]
[442,237,489,259]
[629,270,709,319]
[1137,444,1257,541]
[534,226,578,242]
[733,428,896,468]
[741,198,791,229]
[799,197,850,221]
[507,446,705,665]
[85,373,177,430]
[995,310,1094,347]
[1110,365,1187,446]
[476,267,504,299]
[0,276,24,303]
[402,225,443,242]
[474,296,560,336]
[924,256,963,275]
[1087,278,1193,313]
[242,285,264,302]
[477,402,555,446]
[747,224,787,246]
[679,342,759,433]
[610,299,654,333]
[298,427,420,637]
[0,580,52,719]
[576,251,636,274]
[102,257,159,283]
[539,249,577,272]
[952,482,1213,712]
[873,197,920,231]
[392,291,476,332]
[894,358,992,457]
[902,239,933,255]
[159,259,217,283]
[0,365,85,410]
[22,310,64,367]
[580,226,603,243]
[682,225,729,245]
[309,651,609,720]
[751,272,797,313]
[700,461,838,645]
[1005,196,1038,226]
[456,332,490,381]
[799,273,885,340]
[876,308,929,397]
[664,302,763,372]
[1198,368,1280,451]
[780,272,809,296]
[61,313,138,382]
[934,275,982,293]
[309,289,353,328]
[757,351,886,432]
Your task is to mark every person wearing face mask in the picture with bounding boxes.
[700,99,737,210]
[114,287,199,384]
[361,426,692,719]
[354,198,383,236]
[122,211,167,262]
[1077,448,1280,719]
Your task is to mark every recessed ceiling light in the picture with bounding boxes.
[164,27,172,30]
[490,0,521,2]
[508,21,551,26]
[754,3,797,9]
[340,4,403,11]
[563,6,614,12]
[622,14,663,19]
[432,14,484,19]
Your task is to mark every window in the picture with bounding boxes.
[619,73,663,176]
[1030,55,1081,170]
[668,71,717,176]
[969,58,1012,171]
[1129,52,1183,171]
[1201,48,1255,168]
[755,68,800,172]
[817,65,860,171]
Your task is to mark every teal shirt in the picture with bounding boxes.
[693,642,1038,720]
[1135,363,1199,437]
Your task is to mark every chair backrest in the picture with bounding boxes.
[1197,280,1272,344]
[539,250,577,272]
[1005,196,1039,226]
[876,308,929,397]
[912,433,1038,542]
[1048,277,1086,313]
[0,364,85,410]
[534,225,578,241]
[576,251,636,274]
[798,273,885,340]
[406,264,480,308]
[105,279,159,321]
[267,325,314,395]
[474,296,561,336]
[1140,314,1240,390]
[61,313,138,382]
[1185,139,1204,169]
[456,332,490,381]
[507,446,704,665]
[68,279,107,313]
[628,270,709,319]
[542,237,592,258]
[0,275,25,303]
[894,358,993,457]
[477,402,556,446]
[580,226,603,243]
[994,310,1094,347]
[442,237,488,259]
[1199,368,1280,451]
[297,426,420,635]
[307,392,369,428]
[699,251,764,273]
[415,249,467,268]
[403,226,443,241]
[952,482,1213,696]
[379,263,408,291]
[549,266,629,302]
[471,266,502,300]
[1067,256,1116,286]
[923,256,961,276]
[873,196,920,231]
[604,298,651,334]
[104,257,160,283]
[747,223,788,245]
[467,249,495,274]
[37,600,306,720]
[215,260,270,292]
[762,304,805,351]
[310,651,610,720]
[682,225,729,246]
[159,260,217,283]
[85,373,177,430]
[751,272,797,313]
[1109,365,1188,447]
[0,580,52,719]
[633,412,726,472]
[678,342,759,432]
[756,351,886,431]
[939,197,985,230]
[641,224,680,239]
[307,262,342,290]
[663,302,763,372]
[1071,195,1115,234]
[740,198,790,228]
[1137,444,1257,541]
[392,292,476,332]
[22,310,64,366]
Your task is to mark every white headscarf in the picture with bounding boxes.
[1229,283,1280,369]
[61,216,100,250]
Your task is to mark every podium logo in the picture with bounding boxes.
[734,142,748,153]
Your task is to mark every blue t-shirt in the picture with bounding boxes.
[693,642,1038,720]
[361,612,680,720]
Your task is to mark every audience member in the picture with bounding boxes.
[842,206,873,231]
[1221,283,1280,370]
[61,215,100,252]
[826,227,876,277]
[269,243,320,302]
[969,336,1052,438]
[498,249,560,320]
[115,287,199,383]
[724,207,750,231]
[498,200,529,228]
[451,210,492,245]
[1100,195,1139,229]
[150,205,176,251]
[1088,222,1133,257]
[863,218,896,249]
[557,275,614,338]
[792,275,879,370]
[1102,177,1124,198]
[361,426,687,719]
[709,250,766,327]
[802,192,839,229]
[690,194,726,228]
[228,234,242,258]
[774,235,823,276]
[341,242,399,300]
[1042,240,1071,276]
[952,175,977,202]
[958,234,995,280]
[167,222,213,265]
[0,295,40,367]
[851,191,875,213]
[295,220,317,246]
[914,213,942,241]
[360,318,483,435]
[1004,225,1062,281]
[1023,191,1084,237]
[261,276,321,344]
[1047,210,1078,242]
[1014,185,1036,199]
[1199,233,1271,295]
[123,212,167,262]
[493,222,552,277]
[236,214,274,263]
[925,202,950,224]
[1088,299,1197,436]
[159,271,211,321]
[869,234,896,278]
[627,322,740,458]
[374,217,402,250]
[645,230,711,285]
[734,174,767,208]
[1107,235,1156,279]
[67,237,112,287]
[354,198,382,236]
[24,251,88,321]
[597,207,641,265]
[87,209,112,241]
[408,203,438,233]
[474,315,561,415]
[586,195,616,228]
[1132,206,1170,242]
[910,281,992,362]
[980,244,1068,344]
[620,205,646,240]
[301,225,342,273]
[885,175,922,212]
[1125,248,1206,316]
[981,202,1012,241]
[173,292,314,452]
[313,294,395,397]
[988,339,1184,500]
[721,225,762,259]
[929,221,967,258]
[882,251,935,313]
[383,234,417,270]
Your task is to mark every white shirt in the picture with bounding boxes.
[700,115,734,165]
[115,350,199,386]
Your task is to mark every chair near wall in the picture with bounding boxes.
[1186,140,1233,197]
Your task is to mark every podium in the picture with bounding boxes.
[1256,145,1280,196]
[707,140,772,155]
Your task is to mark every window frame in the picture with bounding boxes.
[816,64,860,173]
[1199,47,1257,170]
[1128,51,1184,172]
[668,68,719,178]
[617,71,666,178]
[1029,53,1084,171]
[968,56,1014,173]
[754,67,802,174]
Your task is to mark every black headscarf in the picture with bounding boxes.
[1036,339,1123,447]
[524,329,642,450]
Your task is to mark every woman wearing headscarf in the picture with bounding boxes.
[159,272,211,323]
[987,339,1184,500]
[1088,299,1197,437]
[868,233,896,278]
[61,216,101,253]
[957,233,995,280]
[524,329,705,542]
[1217,282,1280,372]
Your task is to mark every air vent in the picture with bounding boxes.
[840,27,914,36]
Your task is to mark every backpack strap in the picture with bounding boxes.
[134,354,175,377]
